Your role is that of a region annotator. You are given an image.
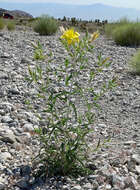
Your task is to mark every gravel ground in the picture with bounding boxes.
[0,26,140,190]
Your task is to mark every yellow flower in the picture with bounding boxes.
[60,28,80,45]
[89,31,100,43]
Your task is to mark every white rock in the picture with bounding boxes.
[132,154,140,164]
[0,182,6,190]
[135,165,140,174]
[71,185,82,190]
[0,152,12,162]
[23,123,34,132]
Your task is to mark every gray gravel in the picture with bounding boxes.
[0,27,140,190]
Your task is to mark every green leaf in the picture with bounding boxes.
[80,65,85,70]
[65,73,73,86]
[36,65,42,79]
[105,61,111,67]
[61,143,65,152]
[65,58,69,68]
[69,101,77,120]
[89,70,95,81]
[25,99,30,105]
[34,127,42,135]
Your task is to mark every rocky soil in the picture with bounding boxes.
[0,26,140,190]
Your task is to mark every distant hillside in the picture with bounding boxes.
[0,2,140,21]
[0,7,33,18]
[11,10,33,18]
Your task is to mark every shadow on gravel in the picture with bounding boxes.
[5,164,68,190]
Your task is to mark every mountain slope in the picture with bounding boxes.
[0,7,33,18]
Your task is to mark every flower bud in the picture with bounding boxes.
[89,31,100,43]
[31,41,38,49]
[59,26,66,33]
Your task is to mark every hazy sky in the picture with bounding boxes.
[0,0,140,10]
